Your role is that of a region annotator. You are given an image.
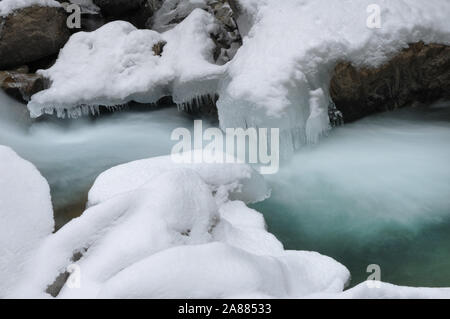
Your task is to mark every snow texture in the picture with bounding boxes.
[8,150,349,298]
[218,0,450,152]
[0,146,54,298]
[28,8,224,118]
[2,146,450,298]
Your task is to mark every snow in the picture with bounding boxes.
[2,146,450,298]
[314,282,450,299]
[0,146,54,298]
[218,0,450,151]
[28,8,225,118]
[151,0,211,32]
[0,0,61,17]
[8,150,349,298]
[87,150,271,206]
[98,243,348,299]
[26,0,450,153]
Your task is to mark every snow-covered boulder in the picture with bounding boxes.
[217,0,450,150]
[0,146,54,298]
[28,9,225,118]
[26,0,450,154]
[3,147,450,299]
[10,151,349,298]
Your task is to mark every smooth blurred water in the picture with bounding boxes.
[0,92,212,228]
[253,101,450,287]
[1,91,450,287]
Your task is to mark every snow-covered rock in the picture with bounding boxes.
[87,150,270,206]
[9,151,350,298]
[0,146,54,298]
[3,146,450,299]
[26,0,450,154]
[218,0,450,151]
[28,9,225,118]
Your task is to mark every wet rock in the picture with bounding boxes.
[0,69,45,103]
[330,42,450,123]
[0,6,70,70]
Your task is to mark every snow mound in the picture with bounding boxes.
[0,146,54,298]
[3,147,450,298]
[0,0,61,16]
[88,150,271,206]
[218,0,450,151]
[28,8,224,118]
[315,281,450,299]
[10,151,349,298]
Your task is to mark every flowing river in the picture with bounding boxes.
[1,91,449,287]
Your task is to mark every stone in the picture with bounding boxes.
[0,70,45,103]
[330,42,450,123]
[93,0,153,28]
[0,6,70,70]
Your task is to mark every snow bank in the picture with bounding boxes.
[88,150,271,206]
[218,0,450,152]
[10,151,349,298]
[3,147,450,298]
[28,8,224,118]
[0,0,61,16]
[313,282,450,299]
[0,146,53,298]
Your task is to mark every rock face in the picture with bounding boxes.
[151,0,242,64]
[330,42,450,123]
[0,6,70,70]
[0,68,45,103]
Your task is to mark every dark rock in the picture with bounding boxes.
[330,42,450,123]
[93,0,153,28]
[0,70,45,102]
[0,6,70,70]
[152,41,167,57]
[79,12,107,32]
[93,0,145,16]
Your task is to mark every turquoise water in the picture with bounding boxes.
[254,102,450,287]
[0,92,214,227]
[1,90,450,287]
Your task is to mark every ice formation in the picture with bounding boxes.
[218,0,450,151]
[0,146,54,298]
[28,8,225,118]
[27,0,450,151]
[0,0,60,16]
